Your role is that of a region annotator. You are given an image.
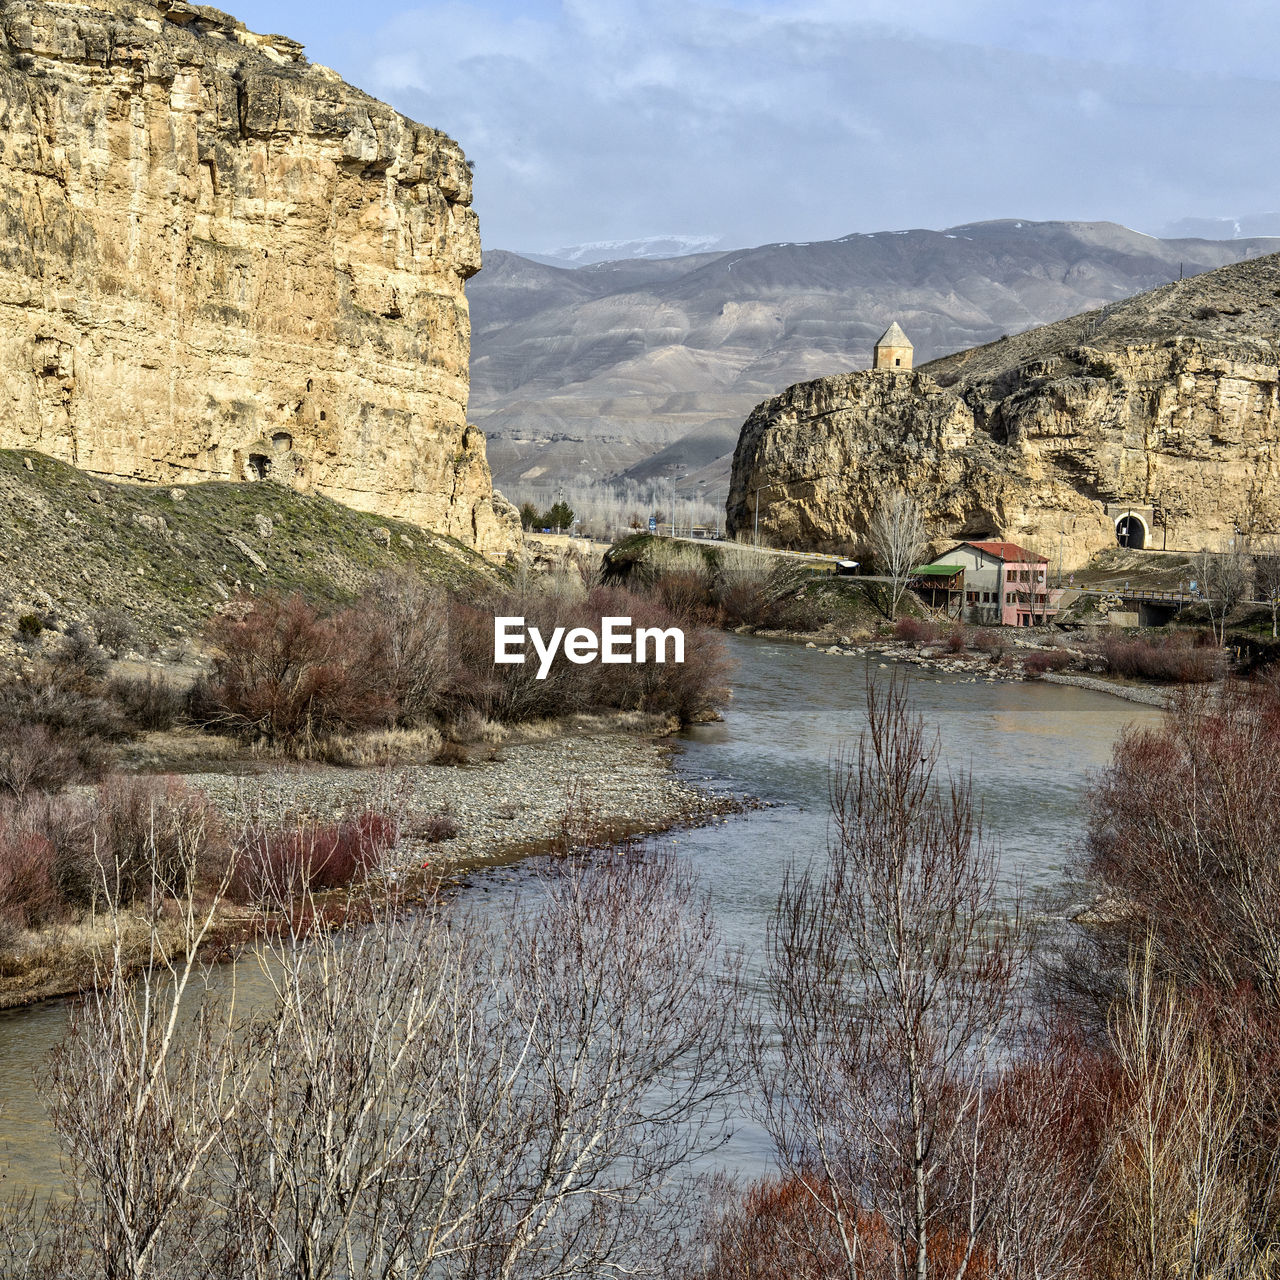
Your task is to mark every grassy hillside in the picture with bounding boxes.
[0,450,499,655]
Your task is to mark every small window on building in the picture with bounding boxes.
[894,357,901,366]
[967,591,977,604]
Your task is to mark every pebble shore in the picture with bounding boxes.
[184,735,737,873]
[1039,671,1173,707]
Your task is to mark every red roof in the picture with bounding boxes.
[950,541,1048,564]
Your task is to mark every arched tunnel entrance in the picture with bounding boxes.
[1116,514,1147,549]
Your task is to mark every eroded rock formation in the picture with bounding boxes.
[0,0,520,555]
[727,254,1280,568]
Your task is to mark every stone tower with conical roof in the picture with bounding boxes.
[873,322,913,370]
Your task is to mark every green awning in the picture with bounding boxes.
[912,564,964,576]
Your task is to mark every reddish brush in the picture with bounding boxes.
[199,593,397,745]
[231,811,397,903]
[1097,632,1218,683]
[1023,649,1073,676]
[894,617,937,643]
[0,819,63,930]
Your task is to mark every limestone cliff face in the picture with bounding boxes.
[727,254,1280,568]
[0,0,520,555]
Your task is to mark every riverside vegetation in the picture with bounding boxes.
[3,674,1280,1278]
[0,567,731,1003]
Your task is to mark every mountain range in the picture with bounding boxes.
[467,220,1280,505]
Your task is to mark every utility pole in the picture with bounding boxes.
[753,482,780,547]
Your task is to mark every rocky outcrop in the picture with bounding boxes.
[0,0,520,556]
[727,254,1280,568]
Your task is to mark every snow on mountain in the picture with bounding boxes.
[515,234,725,268]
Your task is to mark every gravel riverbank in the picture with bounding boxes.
[184,734,738,873]
[1039,672,1173,707]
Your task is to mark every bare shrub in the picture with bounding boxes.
[893,616,937,643]
[82,775,225,907]
[0,724,85,798]
[1096,948,1257,1280]
[1097,631,1217,682]
[652,567,716,623]
[441,585,731,726]
[407,811,459,843]
[691,1175,865,1280]
[1064,681,1280,1008]
[0,668,128,741]
[229,812,395,903]
[0,811,63,931]
[92,609,138,657]
[944,621,968,652]
[9,845,740,1278]
[20,858,252,1280]
[1054,684,1280,1264]
[0,670,126,794]
[1023,649,1073,677]
[198,593,397,747]
[440,594,571,723]
[108,671,188,732]
[357,572,451,724]
[972,627,1005,657]
[50,625,109,682]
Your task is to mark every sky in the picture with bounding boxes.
[232,0,1280,255]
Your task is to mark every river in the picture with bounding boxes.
[0,635,1164,1193]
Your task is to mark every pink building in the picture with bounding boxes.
[926,541,1063,626]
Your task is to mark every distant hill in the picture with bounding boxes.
[1157,213,1280,240]
[468,220,1280,503]
[517,235,727,267]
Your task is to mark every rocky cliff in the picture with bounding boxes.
[726,253,1280,568]
[0,0,519,555]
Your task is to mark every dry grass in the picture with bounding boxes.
[0,906,210,1008]
[318,727,445,767]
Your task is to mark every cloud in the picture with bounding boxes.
[336,0,1280,250]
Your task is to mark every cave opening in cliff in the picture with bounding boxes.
[1116,515,1146,549]
[248,453,271,480]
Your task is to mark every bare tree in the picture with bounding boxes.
[6,829,741,1280]
[755,675,1092,1280]
[5,802,255,1280]
[1194,541,1250,644]
[1100,944,1251,1280]
[1252,534,1280,638]
[869,491,930,619]
[1008,551,1054,626]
